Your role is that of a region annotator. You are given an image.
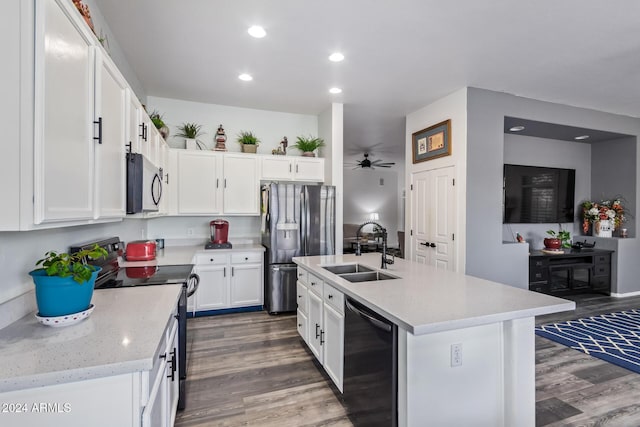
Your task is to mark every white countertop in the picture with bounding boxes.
[0,285,182,393]
[293,253,575,335]
[119,243,265,267]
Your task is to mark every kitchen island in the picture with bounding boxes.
[293,253,575,427]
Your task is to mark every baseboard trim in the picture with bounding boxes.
[188,305,263,318]
[610,291,640,298]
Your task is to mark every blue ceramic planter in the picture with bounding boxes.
[29,268,100,317]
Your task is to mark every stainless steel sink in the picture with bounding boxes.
[322,264,374,275]
[338,271,399,283]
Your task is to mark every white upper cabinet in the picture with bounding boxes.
[127,90,143,155]
[33,0,96,224]
[223,154,259,214]
[94,50,127,220]
[260,155,324,182]
[177,151,222,214]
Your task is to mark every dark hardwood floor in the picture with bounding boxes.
[175,293,640,427]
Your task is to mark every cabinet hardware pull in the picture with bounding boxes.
[320,330,325,345]
[126,142,132,154]
[165,173,169,184]
[420,242,430,246]
[216,178,219,188]
[298,295,302,298]
[159,353,167,359]
[232,267,234,276]
[245,257,248,260]
[224,179,227,188]
[311,282,316,286]
[430,243,436,248]
[224,267,226,277]
[315,323,320,339]
[167,349,176,381]
[143,123,148,141]
[93,117,102,144]
[210,258,214,262]
[328,294,333,299]
[296,164,299,173]
[298,323,302,327]
[139,123,145,138]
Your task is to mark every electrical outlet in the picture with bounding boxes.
[140,228,145,238]
[187,228,194,236]
[451,343,462,367]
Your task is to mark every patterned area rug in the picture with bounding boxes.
[535,310,640,374]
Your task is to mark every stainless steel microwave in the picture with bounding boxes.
[126,153,162,213]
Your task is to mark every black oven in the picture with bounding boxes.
[70,237,199,410]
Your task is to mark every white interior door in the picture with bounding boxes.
[410,166,456,271]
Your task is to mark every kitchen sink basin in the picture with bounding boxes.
[338,271,399,283]
[322,264,374,275]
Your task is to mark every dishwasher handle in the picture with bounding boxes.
[345,299,392,332]
[186,273,200,297]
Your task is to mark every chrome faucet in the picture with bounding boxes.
[355,221,394,269]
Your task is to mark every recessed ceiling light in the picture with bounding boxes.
[574,135,590,140]
[247,26,266,38]
[329,52,344,62]
[509,126,525,132]
[238,73,253,81]
[329,87,342,94]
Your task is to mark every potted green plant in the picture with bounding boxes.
[293,135,325,157]
[544,229,571,250]
[29,245,107,317]
[149,110,169,140]
[175,122,206,150]
[237,131,260,153]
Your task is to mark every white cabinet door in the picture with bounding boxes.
[297,308,308,343]
[143,356,167,427]
[126,89,143,154]
[147,123,160,167]
[139,111,152,161]
[294,158,325,182]
[261,156,293,180]
[178,151,222,214]
[34,0,95,224]
[94,50,126,220]
[307,291,324,363]
[195,265,229,311]
[166,321,180,426]
[229,264,262,307]
[157,142,170,215]
[323,303,344,392]
[223,154,259,214]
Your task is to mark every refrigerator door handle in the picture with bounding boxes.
[303,187,311,255]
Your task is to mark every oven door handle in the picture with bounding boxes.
[345,299,392,332]
[187,273,200,297]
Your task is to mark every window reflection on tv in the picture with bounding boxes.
[503,164,575,224]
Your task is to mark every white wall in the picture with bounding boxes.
[148,96,318,153]
[405,88,468,271]
[343,169,399,247]
[502,134,592,249]
[0,220,146,305]
[146,217,260,242]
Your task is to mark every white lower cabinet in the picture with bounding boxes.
[192,250,264,313]
[296,267,344,392]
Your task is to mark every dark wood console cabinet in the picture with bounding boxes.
[529,249,613,296]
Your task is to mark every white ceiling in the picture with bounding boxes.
[94,0,640,164]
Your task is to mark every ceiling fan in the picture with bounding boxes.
[350,153,396,170]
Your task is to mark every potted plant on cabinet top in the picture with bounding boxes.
[175,122,206,150]
[149,110,170,140]
[29,245,107,318]
[237,131,260,153]
[293,135,325,157]
[544,228,571,250]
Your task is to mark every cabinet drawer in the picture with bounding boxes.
[592,275,610,290]
[296,308,308,343]
[297,281,308,314]
[593,264,611,277]
[297,268,308,284]
[529,268,548,283]
[530,258,548,269]
[594,254,611,265]
[529,282,548,293]
[195,253,228,265]
[323,283,344,314]
[307,273,323,296]
[231,252,262,264]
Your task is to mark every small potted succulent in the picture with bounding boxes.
[237,131,260,153]
[149,110,169,140]
[29,245,107,317]
[175,122,206,150]
[293,135,325,157]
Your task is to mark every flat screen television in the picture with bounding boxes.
[503,164,575,224]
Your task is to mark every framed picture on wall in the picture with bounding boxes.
[412,119,451,163]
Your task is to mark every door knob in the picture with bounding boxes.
[430,243,436,248]
[420,242,430,246]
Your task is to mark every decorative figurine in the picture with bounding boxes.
[214,124,227,151]
[280,136,288,154]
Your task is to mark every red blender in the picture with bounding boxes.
[205,219,232,249]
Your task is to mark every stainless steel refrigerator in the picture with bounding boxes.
[262,183,335,313]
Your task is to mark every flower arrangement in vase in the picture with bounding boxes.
[581,198,626,237]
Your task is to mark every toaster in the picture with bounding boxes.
[125,240,157,261]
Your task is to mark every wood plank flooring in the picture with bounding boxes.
[175,293,640,427]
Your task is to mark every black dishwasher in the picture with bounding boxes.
[343,297,398,427]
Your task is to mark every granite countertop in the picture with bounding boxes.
[293,253,575,335]
[119,243,265,267]
[0,285,182,393]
